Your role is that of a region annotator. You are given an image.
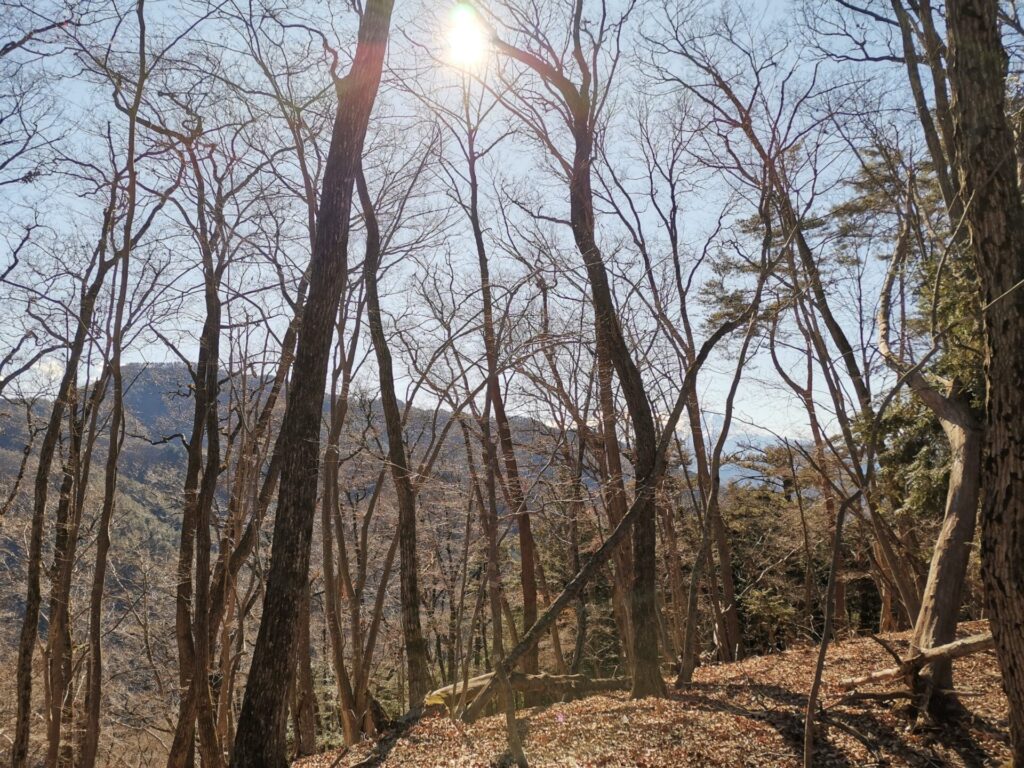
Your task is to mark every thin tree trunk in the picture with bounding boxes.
[10,183,118,768]
[462,137,539,675]
[44,420,84,768]
[357,167,430,711]
[480,386,528,767]
[804,493,858,768]
[45,373,104,768]
[80,246,131,768]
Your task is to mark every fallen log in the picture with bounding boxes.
[424,672,629,712]
[837,632,994,691]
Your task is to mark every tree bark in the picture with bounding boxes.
[877,235,983,691]
[945,0,1024,757]
[460,130,539,675]
[230,3,394,763]
[837,632,995,690]
[291,583,318,758]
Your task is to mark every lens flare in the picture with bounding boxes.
[447,4,489,70]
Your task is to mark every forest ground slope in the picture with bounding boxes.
[297,621,1009,767]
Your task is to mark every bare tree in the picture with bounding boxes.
[231,1,396,763]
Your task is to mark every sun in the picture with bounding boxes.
[446,3,490,71]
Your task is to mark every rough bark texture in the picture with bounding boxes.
[230,2,394,764]
[292,583,318,757]
[946,0,1024,758]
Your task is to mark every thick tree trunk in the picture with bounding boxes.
[566,119,663,700]
[292,583,318,757]
[946,0,1024,757]
[230,3,394,763]
[878,245,984,691]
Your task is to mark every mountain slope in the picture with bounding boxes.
[296,621,1009,767]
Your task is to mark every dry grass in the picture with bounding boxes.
[296,621,1010,767]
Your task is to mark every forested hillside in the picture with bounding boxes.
[2,0,1023,766]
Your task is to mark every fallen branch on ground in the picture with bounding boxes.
[425,672,629,713]
[837,632,994,691]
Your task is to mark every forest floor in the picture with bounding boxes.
[295,620,1010,767]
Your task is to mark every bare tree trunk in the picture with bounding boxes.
[44,404,88,768]
[804,493,858,768]
[594,342,636,668]
[10,176,118,768]
[490,26,665,697]
[45,370,105,768]
[945,0,1024,756]
[566,110,664,701]
[80,248,131,768]
[357,167,430,711]
[480,388,528,767]
[675,279,762,684]
[292,583,318,757]
[463,320,747,721]
[460,132,539,676]
[167,199,226,768]
[909,421,981,692]
[231,3,394,762]
[45,465,76,768]
[878,244,983,692]
[321,424,361,745]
